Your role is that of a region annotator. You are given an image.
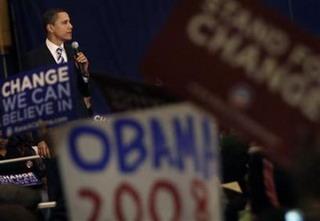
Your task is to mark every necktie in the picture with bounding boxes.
[56,47,65,64]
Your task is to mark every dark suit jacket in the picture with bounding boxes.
[23,44,91,118]
[22,44,92,220]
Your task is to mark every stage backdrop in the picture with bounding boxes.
[7,0,320,80]
[9,0,177,80]
[263,0,320,36]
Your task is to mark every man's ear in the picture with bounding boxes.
[46,24,54,33]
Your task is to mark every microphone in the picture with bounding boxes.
[71,41,80,54]
[71,41,88,77]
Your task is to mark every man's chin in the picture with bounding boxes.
[64,35,72,41]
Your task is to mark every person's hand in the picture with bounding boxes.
[83,96,92,109]
[75,52,89,77]
[0,138,8,157]
[37,141,51,158]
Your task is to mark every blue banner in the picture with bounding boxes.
[0,172,42,186]
[0,63,78,137]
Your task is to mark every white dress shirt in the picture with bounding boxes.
[45,39,89,83]
[46,39,68,64]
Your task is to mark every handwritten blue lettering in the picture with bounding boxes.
[69,126,111,171]
[114,118,146,173]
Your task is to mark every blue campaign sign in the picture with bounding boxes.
[0,63,78,137]
[0,172,42,186]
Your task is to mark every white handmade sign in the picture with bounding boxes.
[53,102,221,221]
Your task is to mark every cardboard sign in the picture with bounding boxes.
[52,103,221,221]
[142,0,320,164]
[0,63,78,137]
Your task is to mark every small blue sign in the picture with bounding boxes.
[0,63,79,137]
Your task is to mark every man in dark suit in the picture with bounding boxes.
[23,8,91,113]
[22,9,93,220]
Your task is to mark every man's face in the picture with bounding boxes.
[49,12,73,42]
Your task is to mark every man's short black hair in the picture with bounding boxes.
[42,8,67,32]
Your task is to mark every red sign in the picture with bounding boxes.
[142,0,320,165]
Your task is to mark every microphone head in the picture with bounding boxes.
[71,41,79,49]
